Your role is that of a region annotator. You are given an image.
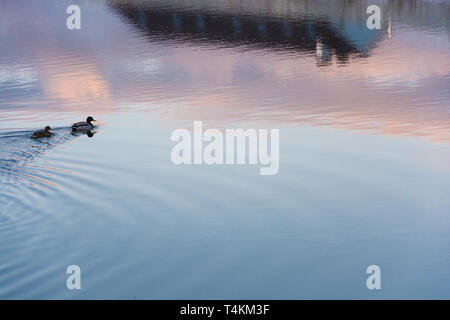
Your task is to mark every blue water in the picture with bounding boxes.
[0,0,449,299]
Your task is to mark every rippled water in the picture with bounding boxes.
[1,0,449,299]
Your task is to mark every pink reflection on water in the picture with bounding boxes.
[1,0,449,144]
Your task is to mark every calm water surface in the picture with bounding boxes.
[1,0,449,299]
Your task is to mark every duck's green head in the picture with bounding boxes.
[86,116,96,123]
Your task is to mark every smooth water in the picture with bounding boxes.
[1,0,449,299]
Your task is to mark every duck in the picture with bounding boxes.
[32,126,52,138]
[72,116,96,131]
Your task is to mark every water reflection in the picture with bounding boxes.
[72,130,97,138]
[108,0,450,59]
[109,1,368,64]
[0,0,448,143]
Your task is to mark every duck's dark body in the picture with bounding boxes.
[32,126,52,138]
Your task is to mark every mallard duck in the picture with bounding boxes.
[32,126,52,138]
[72,116,96,131]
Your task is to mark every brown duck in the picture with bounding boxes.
[32,126,52,138]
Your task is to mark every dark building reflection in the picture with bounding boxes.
[108,1,385,65]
